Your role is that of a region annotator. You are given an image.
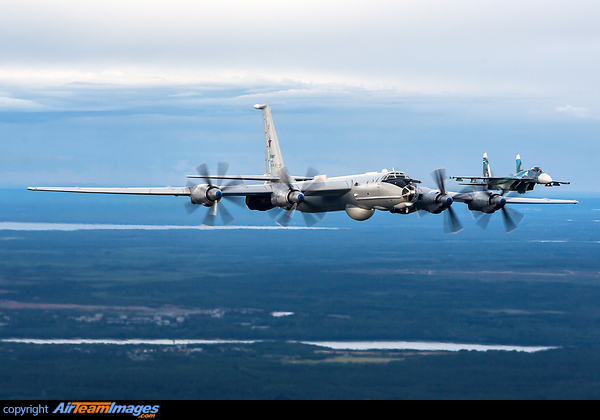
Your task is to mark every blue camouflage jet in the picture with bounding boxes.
[450,153,571,194]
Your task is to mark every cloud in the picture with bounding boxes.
[554,105,590,118]
[0,0,599,101]
[0,96,44,111]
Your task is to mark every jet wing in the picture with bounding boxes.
[450,176,570,187]
[450,176,519,184]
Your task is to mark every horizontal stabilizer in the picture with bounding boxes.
[186,174,314,182]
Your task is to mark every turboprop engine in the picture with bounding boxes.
[465,191,506,214]
[456,190,524,232]
[416,190,454,214]
[189,184,222,206]
[271,188,304,209]
[412,168,463,233]
[185,162,237,226]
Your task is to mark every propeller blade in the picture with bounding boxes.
[301,167,326,196]
[431,168,447,195]
[277,204,297,227]
[501,208,517,233]
[216,161,229,187]
[195,163,214,187]
[501,206,524,233]
[416,210,429,218]
[267,207,283,220]
[222,178,246,190]
[301,212,319,227]
[443,206,463,234]
[277,166,295,189]
[474,212,492,230]
[202,204,218,227]
[314,212,327,222]
[505,206,525,225]
[184,201,199,215]
[218,202,234,226]
[305,166,319,179]
[270,166,325,227]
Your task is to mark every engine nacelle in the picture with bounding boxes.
[345,205,375,221]
[467,192,506,213]
[190,184,222,206]
[271,189,304,208]
[416,190,453,214]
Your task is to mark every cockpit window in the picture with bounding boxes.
[532,166,543,172]
[382,171,411,188]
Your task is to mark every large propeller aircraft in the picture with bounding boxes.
[28,104,578,233]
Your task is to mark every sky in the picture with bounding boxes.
[1,0,598,193]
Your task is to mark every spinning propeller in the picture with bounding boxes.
[457,186,526,233]
[431,168,463,234]
[269,166,325,227]
[185,162,244,226]
[471,193,525,233]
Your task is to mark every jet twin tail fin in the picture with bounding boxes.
[484,153,525,175]
[483,153,492,177]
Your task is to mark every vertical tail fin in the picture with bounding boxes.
[516,154,523,173]
[483,153,492,177]
[254,104,285,177]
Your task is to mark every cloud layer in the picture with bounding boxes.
[1,0,599,100]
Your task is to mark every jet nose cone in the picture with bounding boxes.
[538,173,553,184]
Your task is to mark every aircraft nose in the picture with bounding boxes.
[538,173,553,184]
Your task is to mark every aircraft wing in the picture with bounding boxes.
[450,176,570,187]
[450,191,578,205]
[450,176,518,184]
[186,174,314,182]
[27,184,278,197]
[503,197,578,205]
[27,186,191,196]
[27,179,349,198]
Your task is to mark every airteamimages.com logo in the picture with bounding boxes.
[3,402,161,418]
[53,402,160,417]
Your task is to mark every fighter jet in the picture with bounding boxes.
[28,104,578,233]
[449,153,571,194]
